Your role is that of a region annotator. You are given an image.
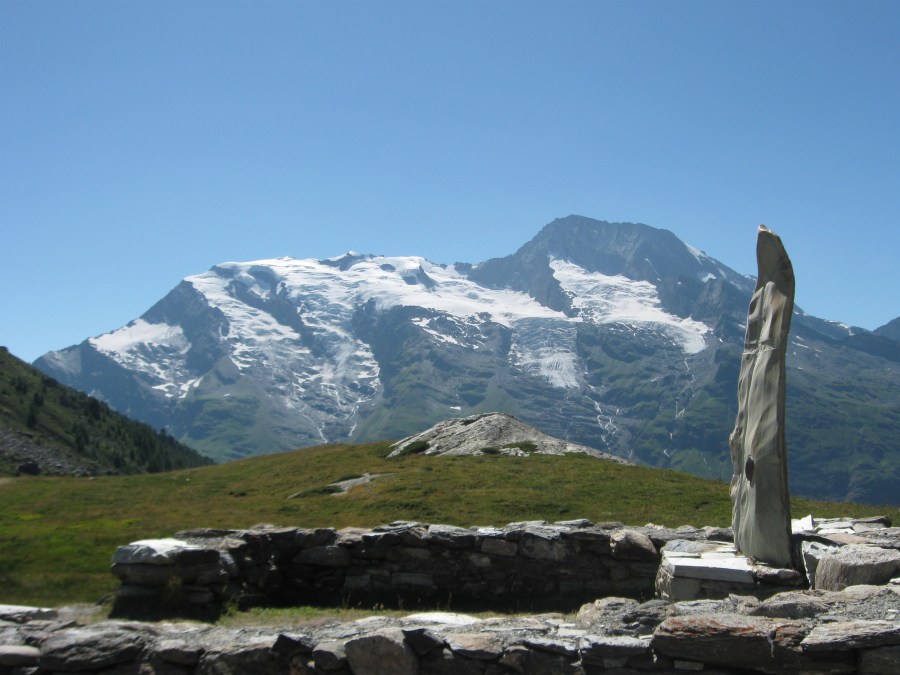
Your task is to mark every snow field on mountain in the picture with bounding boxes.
[549,258,710,354]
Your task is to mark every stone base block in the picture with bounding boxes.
[656,543,802,602]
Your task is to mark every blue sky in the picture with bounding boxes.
[2,0,898,362]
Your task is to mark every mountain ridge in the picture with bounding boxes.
[33,216,900,503]
[1,346,211,475]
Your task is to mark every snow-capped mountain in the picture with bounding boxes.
[35,216,900,504]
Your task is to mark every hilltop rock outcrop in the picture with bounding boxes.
[388,412,631,462]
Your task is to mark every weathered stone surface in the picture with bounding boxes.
[344,628,418,675]
[652,613,804,670]
[197,643,279,674]
[425,525,477,549]
[500,645,585,674]
[111,562,177,585]
[610,530,657,561]
[0,644,40,666]
[860,645,900,674]
[802,540,840,587]
[0,604,58,623]
[444,632,505,660]
[480,537,518,557]
[579,634,650,662]
[312,639,348,670]
[402,627,445,656]
[295,545,352,567]
[39,624,147,671]
[816,545,900,591]
[729,226,794,568]
[801,620,900,652]
[112,538,198,565]
[154,637,206,665]
[748,591,830,619]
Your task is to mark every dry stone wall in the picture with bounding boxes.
[112,520,722,619]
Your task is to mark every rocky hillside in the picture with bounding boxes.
[33,216,900,503]
[0,347,210,475]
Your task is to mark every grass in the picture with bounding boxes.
[0,440,894,607]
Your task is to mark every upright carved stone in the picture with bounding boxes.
[729,226,794,568]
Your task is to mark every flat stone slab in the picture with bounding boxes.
[816,545,900,591]
[661,555,755,583]
[801,620,900,652]
[0,604,57,622]
[111,538,199,565]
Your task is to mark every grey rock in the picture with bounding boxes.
[729,226,794,568]
[801,620,900,652]
[312,639,348,670]
[111,562,176,586]
[425,524,477,548]
[816,545,900,591]
[499,645,585,674]
[610,530,657,561]
[344,628,418,675]
[39,624,147,671]
[111,539,196,565]
[0,644,40,667]
[653,612,811,672]
[154,638,205,665]
[196,642,279,674]
[748,591,830,619]
[389,412,631,463]
[0,605,57,623]
[579,634,650,661]
[401,627,445,656]
[480,537,518,557]
[295,545,351,567]
[444,632,505,660]
[802,540,840,588]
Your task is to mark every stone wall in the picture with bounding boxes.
[4,584,900,674]
[111,520,732,619]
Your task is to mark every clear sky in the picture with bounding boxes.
[2,0,898,363]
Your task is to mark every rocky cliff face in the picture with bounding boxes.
[34,216,900,503]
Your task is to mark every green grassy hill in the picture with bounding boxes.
[0,440,893,607]
[0,347,210,476]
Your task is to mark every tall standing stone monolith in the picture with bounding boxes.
[729,226,794,568]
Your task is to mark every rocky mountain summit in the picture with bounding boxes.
[388,413,632,462]
[33,216,900,503]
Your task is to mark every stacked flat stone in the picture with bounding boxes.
[3,580,900,673]
[109,520,736,619]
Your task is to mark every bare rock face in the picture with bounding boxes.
[729,227,795,568]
